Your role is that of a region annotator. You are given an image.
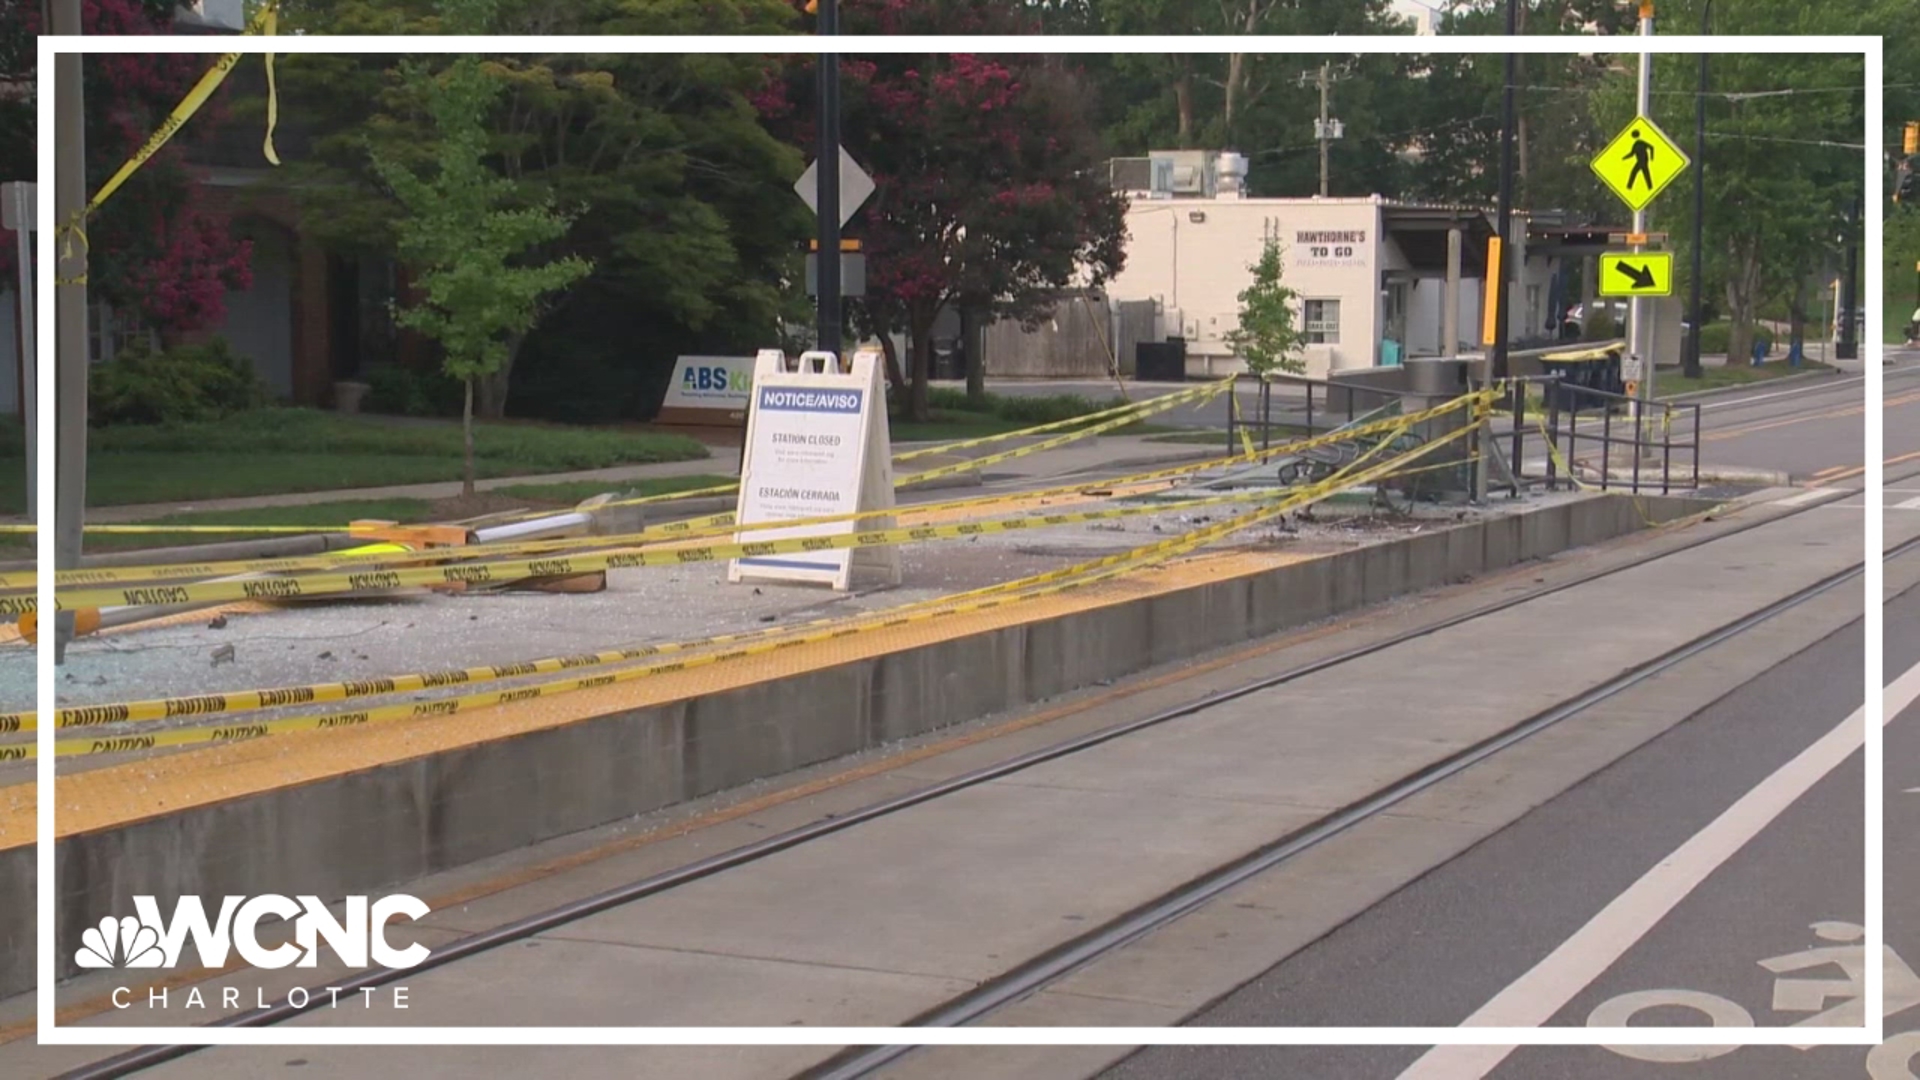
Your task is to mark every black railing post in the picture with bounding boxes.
[1661,403,1673,495]
[1262,379,1272,450]
[1631,400,1642,494]
[1692,403,1702,490]
[1510,380,1524,486]
[1601,401,1611,492]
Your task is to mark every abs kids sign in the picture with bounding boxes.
[657,355,756,426]
[729,348,901,592]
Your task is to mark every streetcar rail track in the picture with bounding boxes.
[802,524,1905,1080]
[51,485,1885,1079]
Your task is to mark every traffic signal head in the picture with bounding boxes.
[1907,121,1920,155]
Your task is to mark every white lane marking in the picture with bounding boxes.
[1394,659,1920,1080]
[1775,489,1837,506]
[1697,376,1866,412]
[1898,496,1920,511]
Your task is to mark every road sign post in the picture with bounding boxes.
[812,0,842,358]
[1589,3,1687,445]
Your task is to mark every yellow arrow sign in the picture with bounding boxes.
[1591,115,1690,212]
[1598,251,1674,297]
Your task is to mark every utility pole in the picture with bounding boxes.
[1491,0,1516,381]
[1628,0,1654,407]
[1836,194,1858,361]
[814,0,842,358]
[52,0,86,665]
[1303,61,1342,198]
[1685,0,1710,380]
[1317,61,1331,197]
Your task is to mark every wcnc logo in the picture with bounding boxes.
[77,894,432,971]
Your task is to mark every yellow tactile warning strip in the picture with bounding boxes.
[0,547,1307,850]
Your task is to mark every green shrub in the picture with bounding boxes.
[995,393,1126,425]
[918,387,1124,426]
[1583,310,1618,342]
[89,337,265,427]
[362,364,464,418]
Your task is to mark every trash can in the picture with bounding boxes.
[1136,340,1187,382]
[1537,345,1624,411]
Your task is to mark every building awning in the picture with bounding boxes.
[1381,205,1498,278]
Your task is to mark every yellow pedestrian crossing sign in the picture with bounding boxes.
[1591,115,1690,212]
[1598,251,1674,297]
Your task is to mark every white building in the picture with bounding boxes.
[1103,150,1590,380]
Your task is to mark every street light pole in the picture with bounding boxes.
[1491,0,1516,382]
[1837,194,1858,361]
[51,0,87,664]
[1685,0,1709,380]
[814,0,842,359]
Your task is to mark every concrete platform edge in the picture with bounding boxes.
[0,493,1708,997]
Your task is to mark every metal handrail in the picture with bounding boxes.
[1512,378,1702,495]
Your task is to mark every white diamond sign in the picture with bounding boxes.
[795,147,876,229]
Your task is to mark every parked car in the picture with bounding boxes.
[1558,301,1691,344]
[1558,300,1629,340]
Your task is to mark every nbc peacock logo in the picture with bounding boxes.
[76,915,166,969]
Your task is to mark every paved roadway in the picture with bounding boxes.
[1097,483,1912,1080]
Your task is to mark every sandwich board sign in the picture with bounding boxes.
[728,348,901,592]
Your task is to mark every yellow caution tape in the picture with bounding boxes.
[0,390,1489,591]
[892,378,1232,488]
[28,481,1383,614]
[52,1,282,289]
[6,420,1474,755]
[0,381,1227,540]
[489,377,1234,522]
[0,524,359,536]
[5,393,1491,595]
[889,382,1218,463]
[10,478,1309,733]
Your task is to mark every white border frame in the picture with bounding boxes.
[33,32,1881,1050]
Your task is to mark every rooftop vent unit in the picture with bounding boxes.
[1149,150,1215,198]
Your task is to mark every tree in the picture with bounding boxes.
[0,0,253,338]
[756,1,1128,422]
[371,0,591,496]
[272,0,804,422]
[1225,239,1306,378]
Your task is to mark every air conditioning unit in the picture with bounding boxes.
[1149,150,1215,198]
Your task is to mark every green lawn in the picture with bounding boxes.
[0,408,710,513]
[1657,360,1832,397]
